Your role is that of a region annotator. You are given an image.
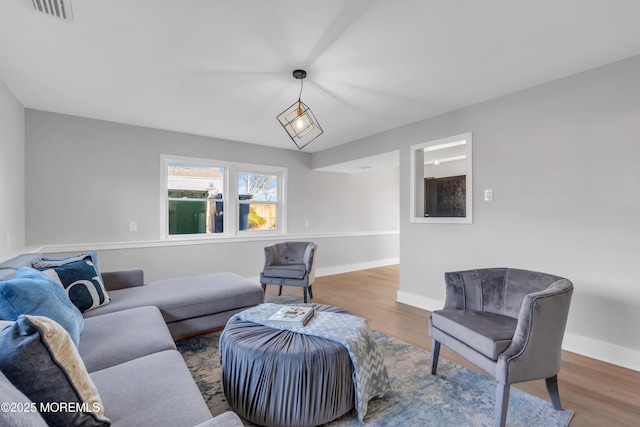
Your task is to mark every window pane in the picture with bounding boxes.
[168,164,224,200]
[239,203,277,231]
[167,163,224,235]
[168,200,224,235]
[237,172,277,201]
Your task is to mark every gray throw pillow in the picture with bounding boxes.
[0,315,110,427]
[0,371,48,427]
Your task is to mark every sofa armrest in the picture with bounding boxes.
[102,269,144,291]
[303,243,316,271]
[303,243,317,283]
[496,279,573,384]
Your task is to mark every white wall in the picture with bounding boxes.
[24,110,399,278]
[0,78,26,260]
[315,55,640,370]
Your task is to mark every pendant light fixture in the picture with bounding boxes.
[276,69,323,150]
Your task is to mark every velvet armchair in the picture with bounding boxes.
[429,268,574,427]
[260,242,317,303]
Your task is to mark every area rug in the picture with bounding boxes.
[177,308,573,426]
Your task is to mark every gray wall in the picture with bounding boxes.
[316,55,640,369]
[0,78,25,260]
[25,110,399,244]
[24,110,399,278]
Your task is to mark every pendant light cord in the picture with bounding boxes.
[298,78,304,102]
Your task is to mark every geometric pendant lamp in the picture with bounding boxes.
[276,69,323,150]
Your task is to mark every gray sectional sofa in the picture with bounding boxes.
[0,251,263,426]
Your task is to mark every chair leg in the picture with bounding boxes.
[545,375,563,410]
[430,340,441,375]
[278,285,282,296]
[302,287,308,303]
[495,383,510,427]
[307,284,313,299]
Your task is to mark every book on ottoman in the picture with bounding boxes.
[268,306,315,327]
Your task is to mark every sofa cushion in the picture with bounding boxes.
[79,306,176,373]
[83,272,264,323]
[431,310,517,360]
[0,371,48,427]
[91,350,212,427]
[34,251,110,313]
[0,315,110,426]
[0,267,84,346]
[262,264,307,279]
[194,412,244,427]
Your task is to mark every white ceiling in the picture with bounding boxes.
[1,0,640,154]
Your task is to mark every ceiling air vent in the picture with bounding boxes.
[32,0,73,22]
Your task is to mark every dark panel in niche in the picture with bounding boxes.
[424,175,466,217]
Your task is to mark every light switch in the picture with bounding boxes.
[484,189,493,201]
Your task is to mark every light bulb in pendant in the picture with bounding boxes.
[295,107,305,130]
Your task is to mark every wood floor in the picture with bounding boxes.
[263,265,640,427]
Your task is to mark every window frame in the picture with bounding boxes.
[161,154,287,239]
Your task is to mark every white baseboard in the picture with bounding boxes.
[396,290,443,312]
[396,290,640,372]
[315,258,399,277]
[562,333,640,372]
[247,257,400,289]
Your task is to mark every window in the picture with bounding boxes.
[162,155,286,237]
[237,171,279,231]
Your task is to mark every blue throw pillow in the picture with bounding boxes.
[33,251,110,313]
[0,267,83,346]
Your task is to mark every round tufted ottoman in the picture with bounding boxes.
[220,304,355,427]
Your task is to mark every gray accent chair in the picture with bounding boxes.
[428,268,574,427]
[260,242,317,303]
